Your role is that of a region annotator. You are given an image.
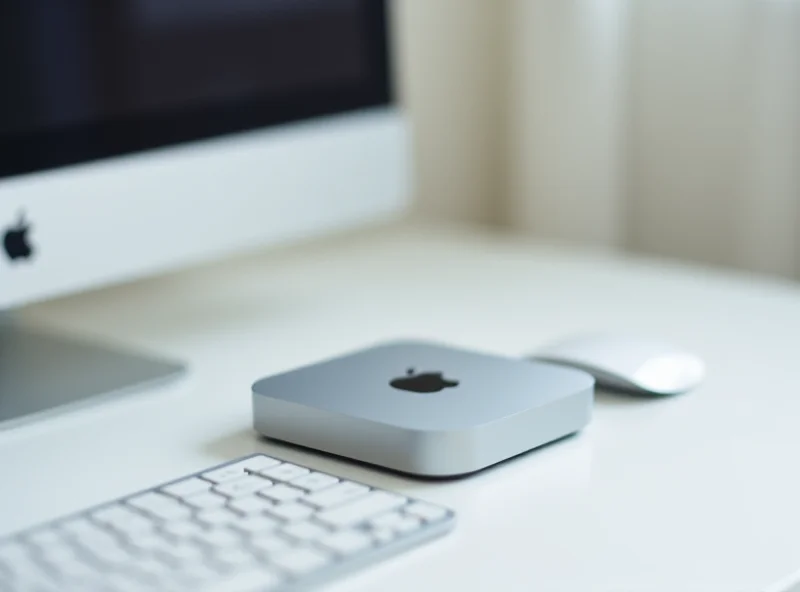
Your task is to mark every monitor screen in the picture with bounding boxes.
[0,0,391,180]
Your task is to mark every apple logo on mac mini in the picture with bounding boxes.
[390,368,459,394]
[3,212,35,262]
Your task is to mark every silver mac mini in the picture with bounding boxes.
[252,340,594,477]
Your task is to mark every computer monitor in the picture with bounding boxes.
[0,0,409,426]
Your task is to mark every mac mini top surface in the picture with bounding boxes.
[252,340,594,477]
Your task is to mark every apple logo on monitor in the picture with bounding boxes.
[3,212,34,262]
[390,368,459,394]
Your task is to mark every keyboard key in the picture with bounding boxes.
[394,515,422,534]
[370,512,421,534]
[69,526,120,550]
[199,566,285,592]
[266,503,314,522]
[291,472,339,492]
[10,578,60,592]
[93,506,154,534]
[258,463,310,482]
[370,511,407,530]
[102,573,153,592]
[196,528,242,547]
[128,533,174,554]
[24,528,64,548]
[258,484,304,502]
[249,533,291,556]
[0,541,28,562]
[127,557,175,581]
[405,501,449,523]
[317,492,407,528]
[305,482,370,509]
[59,518,103,540]
[127,493,192,521]
[370,528,395,545]
[0,543,46,584]
[240,455,283,472]
[3,558,60,592]
[83,540,132,566]
[229,496,272,515]
[319,530,372,555]
[39,542,79,563]
[282,521,328,542]
[183,492,227,510]
[161,521,206,540]
[213,547,257,569]
[214,475,272,498]
[197,508,240,527]
[162,478,211,499]
[160,542,206,564]
[7,579,59,592]
[271,547,331,575]
[231,515,279,535]
[126,492,175,511]
[46,550,97,580]
[173,562,222,585]
[202,456,280,484]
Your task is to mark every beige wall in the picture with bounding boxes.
[508,0,629,248]
[394,1,800,279]
[507,0,800,277]
[625,0,800,276]
[392,0,509,224]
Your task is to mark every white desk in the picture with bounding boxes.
[3,223,800,592]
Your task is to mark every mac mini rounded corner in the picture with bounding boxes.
[252,340,595,477]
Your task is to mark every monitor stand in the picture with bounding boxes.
[0,317,185,429]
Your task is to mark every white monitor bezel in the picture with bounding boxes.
[0,107,410,309]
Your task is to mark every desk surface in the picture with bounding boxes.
[3,223,800,592]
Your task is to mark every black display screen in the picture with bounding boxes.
[0,0,391,179]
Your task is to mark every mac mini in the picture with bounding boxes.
[252,340,595,477]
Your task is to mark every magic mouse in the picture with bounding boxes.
[531,334,705,396]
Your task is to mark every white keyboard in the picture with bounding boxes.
[0,454,455,592]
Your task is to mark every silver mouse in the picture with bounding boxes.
[532,334,705,396]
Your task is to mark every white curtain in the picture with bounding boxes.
[508,0,800,278]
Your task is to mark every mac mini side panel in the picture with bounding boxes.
[252,341,595,477]
[253,396,425,474]
[467,385,593,473]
